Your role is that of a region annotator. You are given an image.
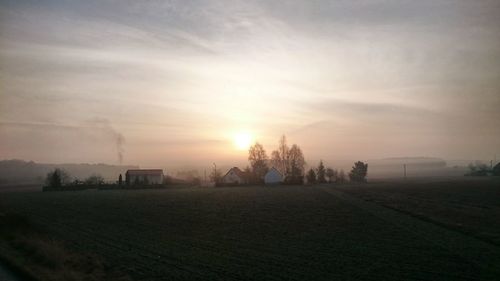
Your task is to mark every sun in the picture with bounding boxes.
[233,132,252,150]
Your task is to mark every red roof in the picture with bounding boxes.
[126,169,163,176]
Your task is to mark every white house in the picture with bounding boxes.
[126,169,164,185]
[222,167,248,185]
[264,167,283,185]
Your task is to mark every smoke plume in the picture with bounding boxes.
[87,118,125,164]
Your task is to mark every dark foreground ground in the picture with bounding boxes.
[0,178,499,281]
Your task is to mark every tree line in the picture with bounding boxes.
[45,168,106,188]
[305,160,368,184]
[231,135,368,185]
[465,161,500,176]
[46,134,369,188]
[244,135,306,184]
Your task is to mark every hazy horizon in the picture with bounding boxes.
[1,0,499,168]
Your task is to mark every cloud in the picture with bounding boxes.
[135,138,226,147]
[315,99,436,116]
[0,121,85,131]
[1,0,500,164]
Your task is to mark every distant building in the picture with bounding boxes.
[125,169,164,185]
[264,167,283,185]
[221,167,248,185]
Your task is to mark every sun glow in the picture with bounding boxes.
[233,132,253,150]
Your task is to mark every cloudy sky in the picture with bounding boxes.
[1,0,499,169]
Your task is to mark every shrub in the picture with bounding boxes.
[45,169,70,188]
[84,174,105,185]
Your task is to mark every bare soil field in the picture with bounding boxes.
[0,179,499,280]
[337,177,500,245]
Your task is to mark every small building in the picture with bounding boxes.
[221,167,248,185]
[265,167,283,185]
[126,169,164,185]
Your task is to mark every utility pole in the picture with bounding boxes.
[403,164,407,180]
[204,169,206,183]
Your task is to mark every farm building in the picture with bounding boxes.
[222,167,248,185]
[264,167,283,185]
[126,169,164,185]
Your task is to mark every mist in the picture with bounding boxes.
[1,0,499,169]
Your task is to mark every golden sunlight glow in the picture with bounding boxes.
[233,132,252,150]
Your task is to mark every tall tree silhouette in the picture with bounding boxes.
[349,161,368,182]
[248,142,269,183]
[45,168,70,187]
[325,167,336,183]
[338,169,346,183]
[316,160,327,183]
[306,168,317,184]
[271,135,289,176]
[210,168,222,184]
[287,144,305,184]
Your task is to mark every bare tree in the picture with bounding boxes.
[278,135,289,170]
[271,135,289,176]
[248,142,269,183]
[286,144,305,184]
[209,168,222,184]
[270,150,281,170]
[243,166,253,183]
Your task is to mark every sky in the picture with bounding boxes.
[1,0,499,170]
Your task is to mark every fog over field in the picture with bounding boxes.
[1,2,500,280]
[1,0,500,169]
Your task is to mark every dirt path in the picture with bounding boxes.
[318,185,500,279]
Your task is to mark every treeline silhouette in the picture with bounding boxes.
[0,159,136,184]
[214,135,368,185]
